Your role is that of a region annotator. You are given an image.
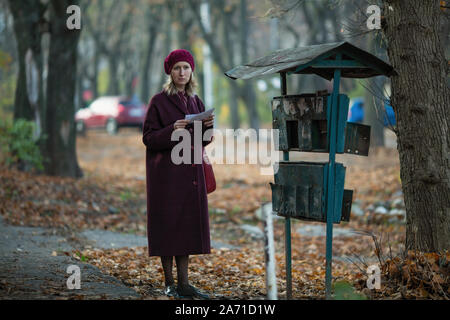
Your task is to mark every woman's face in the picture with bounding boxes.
[171,61,192,89]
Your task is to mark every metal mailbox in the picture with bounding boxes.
[225,41,395,299]
[344,122,371,156]
[272,92,370,156]
[270,161,353,223]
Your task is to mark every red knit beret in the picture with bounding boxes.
[164,49,195,75]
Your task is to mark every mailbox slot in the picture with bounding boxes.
[271,161,352,223]
[311,120,328,151]
[344,122,371,156]
[272,92,355,154]
[341,189,353,222]
[287,120,299,149]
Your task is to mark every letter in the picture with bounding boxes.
[205,128,224,164]
[193,120,203,164]
[367,265,381,289]
[264,305,276,315]
[66,265,81,289]
[260,128,280,176]
[248,305,256,315]
[236,128,258,165]
[235,128,258,165]
[175,307,181,315]
[171,129,191,164]
[226,305,234,314]
[366,5,381,30]
[225,129,235,164]
[203,307,209,318]
[66,5,81,30]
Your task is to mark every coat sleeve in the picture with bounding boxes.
[195,95,214,147]
[142,100,177,151]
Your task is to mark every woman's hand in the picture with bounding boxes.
[173,119,190,130]
[203,114,215,128]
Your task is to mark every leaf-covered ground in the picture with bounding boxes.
[1,129,448,299]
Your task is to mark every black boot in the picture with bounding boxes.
[176,284,210,299]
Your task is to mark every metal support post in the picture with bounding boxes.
[325,54,342,300]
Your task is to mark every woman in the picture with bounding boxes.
[142,49,214,299]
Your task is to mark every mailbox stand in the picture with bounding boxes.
[325,54,341,299]
[280,72,292,299]
[225,42,394,299]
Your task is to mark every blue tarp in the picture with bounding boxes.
[383,101,396,126]
[347,98,396,126]
[347,98,364,123]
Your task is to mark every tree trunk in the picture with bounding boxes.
[8,0,44,123]
[382,0,450,252]
[44,0,83,178]
[158,7,172,91]
[223,5,240,129]
[240,0,259,130]
[188,0,241,128]
[107,55,120,95]
[92,46,99,99]
[141,17,159,103]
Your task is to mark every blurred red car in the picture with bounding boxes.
[75,96,147,135]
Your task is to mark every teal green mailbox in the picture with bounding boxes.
[270,90,367,224]
[272,92,371,156]
[270,162,352,223]
[225,41,395,300]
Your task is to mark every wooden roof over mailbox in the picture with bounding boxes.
[224,41,396,80]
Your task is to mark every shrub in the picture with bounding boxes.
[0,118,45,171]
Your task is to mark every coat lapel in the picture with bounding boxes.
[186,95,199,114]
[164,91,188,115]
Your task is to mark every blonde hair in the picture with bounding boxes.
[163,73,198,97]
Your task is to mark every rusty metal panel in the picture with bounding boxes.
[344,122,371,156]
[270,183,282,213]
[306,185,324,221]
[272,93,329,152]
[272,99,288,150]
[273,92,356,155]
[272,161,351,223]
[273,161,323,221]
[341,190,353,222]
[281,185,296,217]
[296,185,309,217]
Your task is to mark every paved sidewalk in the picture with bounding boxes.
[0,216,140,300]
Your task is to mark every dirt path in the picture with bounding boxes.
[0,215,140,300]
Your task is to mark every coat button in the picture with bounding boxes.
[189,128,193,133]
[193,181,197,186]
[191,146,194,150]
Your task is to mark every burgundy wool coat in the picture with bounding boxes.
[142,90,213,257]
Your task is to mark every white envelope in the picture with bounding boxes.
[185,108,215,122]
